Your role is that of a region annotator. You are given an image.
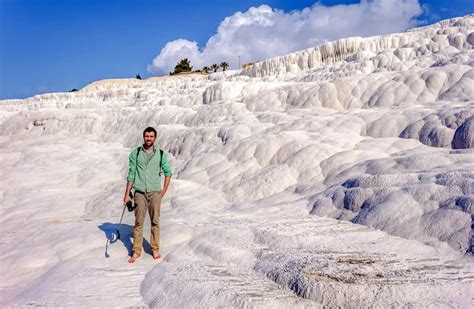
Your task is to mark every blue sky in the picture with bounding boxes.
[0,0,472,100]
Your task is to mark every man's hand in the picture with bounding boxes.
[160,176,171,199]
[123,194,131,205]
[123,181,133,206]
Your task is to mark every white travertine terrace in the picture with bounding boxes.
[242,14,474,77]
[1,14,473,308]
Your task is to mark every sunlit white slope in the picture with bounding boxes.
[242,15,474,78]
[0,15,473,308]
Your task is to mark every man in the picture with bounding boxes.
[123,127,172,263]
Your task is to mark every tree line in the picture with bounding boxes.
[69,59,226,92]
[170,58,229,75]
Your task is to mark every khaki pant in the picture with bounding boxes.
[132,191,161,255]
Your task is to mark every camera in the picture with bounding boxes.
[126,200,136,212]
[127,191,137,212]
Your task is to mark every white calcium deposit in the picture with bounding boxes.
[1,15,473,308]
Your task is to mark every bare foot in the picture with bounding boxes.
[152,250,161,260]
[128,253,140,263]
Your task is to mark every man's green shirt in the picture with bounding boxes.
[127,146,173,193]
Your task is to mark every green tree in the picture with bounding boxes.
[136,74,142,80]
[210,64,219,72]
[220,62,229,71]
[171,58,193,75]
[202,66,210,73]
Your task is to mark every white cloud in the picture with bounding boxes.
[148,0,422,74]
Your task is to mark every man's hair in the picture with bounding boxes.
[143,127,157,137]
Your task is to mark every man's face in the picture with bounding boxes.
[143,131,156,147]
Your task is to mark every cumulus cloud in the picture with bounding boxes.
[148,0,422,74]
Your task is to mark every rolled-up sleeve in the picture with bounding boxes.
[161,152,173,177]
[127,149,137,182]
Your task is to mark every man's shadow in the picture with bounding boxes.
[99,222,153,257]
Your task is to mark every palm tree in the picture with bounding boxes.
[202,66,210,74]
[220,62,229,71]
[210,64,219,72]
